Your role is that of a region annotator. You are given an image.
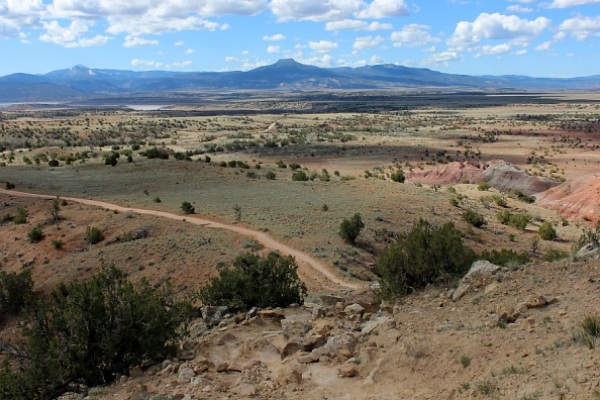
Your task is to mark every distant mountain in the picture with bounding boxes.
[1,59,599,102]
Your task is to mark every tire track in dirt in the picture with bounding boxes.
[0,188,361,290]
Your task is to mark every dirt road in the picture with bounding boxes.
[0,188,361,290]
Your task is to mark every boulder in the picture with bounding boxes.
[281,319,312,339]
[178,367,196,384]
[338,364,359,378]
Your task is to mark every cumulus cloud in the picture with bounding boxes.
[558,16,600,40]
[185,48,195,54]
[267,44,280,53]
[123,35,158,47]
[270,0,362,22]
[356,0,409,19]
[263,33,285,41]
[535,40,553,51]
[422,51,460,66]
[325,19,392,31]
[39,19,108,47]
[391,24,439,48]
[309,40,338,53]
[477,43,511,57]
[297,53,334,67]
[353,35,383,50]
[174,41,184,46]
[548,0,600,8]
[448,13,550,49]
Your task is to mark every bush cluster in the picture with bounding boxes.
[377,219,476,299]
[197,252,307,311]
[496,210,532,230]
[538,221,557,241]
[480,248,530,268]
[0,265,192,400]
[0,269,33,316]
[461,209,486,228]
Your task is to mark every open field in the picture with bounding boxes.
[1,90,599,399]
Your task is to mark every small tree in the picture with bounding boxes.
[197,252,307,311]
[339,213,365,245]
[292,171,309,181]
[50,198,61,222]
[462,209,486,228]
[539,221,557,241]
[0,269,33,316]
[180,202,195,214]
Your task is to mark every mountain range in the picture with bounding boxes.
[1,59,599,102]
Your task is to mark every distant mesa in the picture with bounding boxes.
[1,59,600,102]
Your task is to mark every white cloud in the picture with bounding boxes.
[448,13,551,49]
[297,54,334,67]
[263,33,285,41]
[477,43,511,56]
[309,40,338,53]
[391,24,439,48]
[353,35,383,50]
[185,48,195,54]
[370,54,384,64]
[548,0,600,8]
[558,16,600,40]
[507,5,532,12]
[242,60,269,70]
[225,56,238,62]
[325,19,392,31]
[267,44,280,53]
[422,51,460,66]
[535,40,552,51]
[356,0,409,19]
[174,41,184,46]
[515,49,527,55]
[270,0,362,22]
[39,19,109,47]
[131,58,193,69]
[123,35,158,47]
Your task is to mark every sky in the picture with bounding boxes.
[0,0,599,77]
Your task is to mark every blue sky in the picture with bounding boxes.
[0,0,599,77]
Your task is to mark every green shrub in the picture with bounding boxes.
[0,265,191,399]
[462,209,486,228]
[197,252,307,311]
[491,194,507,207]
[0,269,33,316]
[580,315,600,349]
[477,182,490,191]
[390,170,405,183]
[538,222,557,241]
[48,159,59,167]
[51,239,63,249]
[104,152,119,166]
[180,202,195,214]
[541,248,569,262]
[276,160,287,168]
[85,226,104,245]
[27,227,44,243]
[339,213,365,245]
[512,189,535,204]
[377,219,476,299]
[289,163,301,171]
[14,207,28,224]
[480,248,530,268]
[265,171,276,180]
[292,171,309,181]
[496,210,532,230]
[141,147,169,159]
[4,182,15,190]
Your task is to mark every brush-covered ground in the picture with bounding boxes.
[0,92,599,399]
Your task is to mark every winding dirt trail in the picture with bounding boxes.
[0,188,361,290]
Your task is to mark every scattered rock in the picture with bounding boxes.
[344,303,365,315]
[452,284,470,302]
[258,309,285,321]
[178,367,196,384]
[281,319,312,339]
[338,364,358,378]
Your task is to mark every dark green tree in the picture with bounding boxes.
[197,252,307,311]
[339,213,365,245]
[377,219,476,299]
[180,202,195,214]
[0,265,192,399]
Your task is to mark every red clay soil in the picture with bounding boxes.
[535,172,600,223]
